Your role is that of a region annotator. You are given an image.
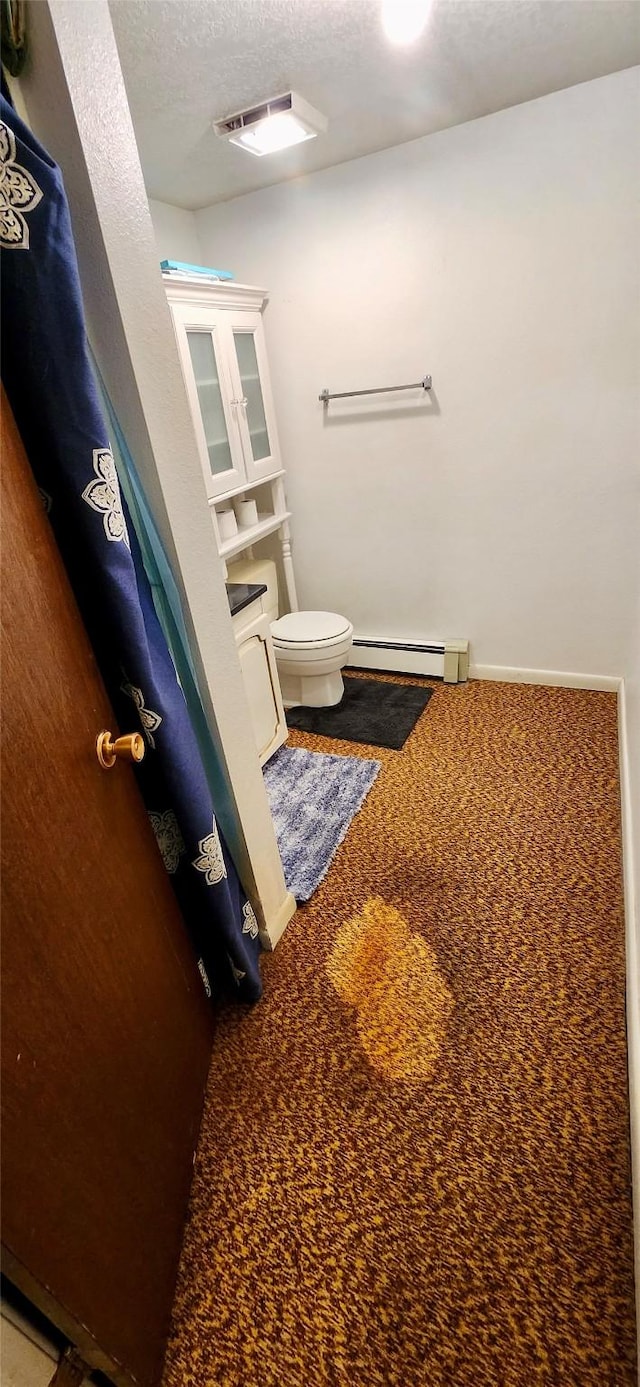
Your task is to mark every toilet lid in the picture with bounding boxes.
[271,610,352,645]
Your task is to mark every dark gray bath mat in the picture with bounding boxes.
[285,675,434,750]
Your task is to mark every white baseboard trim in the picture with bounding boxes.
[469,663,622,693]
[618,681,640,1361]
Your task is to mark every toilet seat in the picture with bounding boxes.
[271,611,352,650]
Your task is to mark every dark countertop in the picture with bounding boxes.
[226,582,267,618]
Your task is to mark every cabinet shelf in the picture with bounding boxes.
[208,470,285,504]
[218,511,291,559]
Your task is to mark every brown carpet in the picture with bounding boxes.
[163,675,635,1387]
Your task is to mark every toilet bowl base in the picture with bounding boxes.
[280,668,345,710]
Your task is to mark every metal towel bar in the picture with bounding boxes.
[319,375,432,404]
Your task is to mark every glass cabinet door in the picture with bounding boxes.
[167,296,279,502]
[186,330,236,483]
[228,313,281,483]
[233,330,271,464]
[168,298,245,500]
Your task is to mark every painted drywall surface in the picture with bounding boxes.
[193,68,640,678]
[148,197,202,264]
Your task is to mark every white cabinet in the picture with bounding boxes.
[165,274,298,612]
[165,278,290,764]
[232,599,287,766]
[165,279,282,500]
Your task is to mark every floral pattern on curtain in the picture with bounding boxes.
[0,91,263,1002]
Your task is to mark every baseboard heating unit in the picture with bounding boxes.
[348,637,469,684]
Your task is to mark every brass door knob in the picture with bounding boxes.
[96,729,145,770]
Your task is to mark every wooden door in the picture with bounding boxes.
[1,396,214,1387]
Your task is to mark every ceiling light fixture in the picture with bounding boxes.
[381,0,433,46]
[214,92,327,157]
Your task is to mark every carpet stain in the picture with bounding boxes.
[327,897,454,1082]
[163,675,635,1387]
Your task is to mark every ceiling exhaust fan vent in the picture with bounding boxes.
[214,92,327,156]
[215,93,293,137]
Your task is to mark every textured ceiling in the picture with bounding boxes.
[110,0,640,209]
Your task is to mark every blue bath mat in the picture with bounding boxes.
[263,745,381,902]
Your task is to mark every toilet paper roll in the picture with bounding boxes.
[218,508,238,540]
[236,498,259,529]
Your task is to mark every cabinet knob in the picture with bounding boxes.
[232,397,248,408]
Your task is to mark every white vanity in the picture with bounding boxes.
[227,580,287,766]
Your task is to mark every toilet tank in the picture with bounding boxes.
[226,557,279,624]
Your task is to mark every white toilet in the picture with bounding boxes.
[271,609,354,708]
[227,558,353,709]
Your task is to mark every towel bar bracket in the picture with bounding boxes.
[319,375,432,404]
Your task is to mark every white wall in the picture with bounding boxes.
[148,197,202,265]
[187,68,640,680]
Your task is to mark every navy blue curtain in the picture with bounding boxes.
[0,93,263,1002]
